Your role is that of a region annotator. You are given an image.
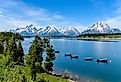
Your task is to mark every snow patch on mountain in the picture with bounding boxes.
[82,22,121,34]
[9,24,81,37]
[9,22,121,37]
[60,27,80,37]
[40,26,61,36]
[10,24,36,36]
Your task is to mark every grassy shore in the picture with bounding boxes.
[75,33,121,41]
[0,55,71,82]
[76,37,121,40]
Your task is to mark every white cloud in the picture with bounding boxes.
[103,0,121,29]
[0,0,93,32]
[0,0,71,31]
[0,14,39,31]
[104,16,121,28]
[53,15,64,19]
[85,0,121,29]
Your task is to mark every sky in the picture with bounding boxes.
[0,0,121,31]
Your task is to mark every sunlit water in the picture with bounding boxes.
[22,38,121,82]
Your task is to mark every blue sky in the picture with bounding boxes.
[0,0,121,31]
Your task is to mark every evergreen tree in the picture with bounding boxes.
[43,37,50,47]
[44,45,56,72]
[29,35,44,65]
[0,32,64,82]
[9,37,18,62]
[4,39,9,56]
[17,41,24,63]
[30,49,36,81]
[0,41,4,54]
[28,35,44,80]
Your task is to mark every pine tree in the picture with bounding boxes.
[0,41,4,54]
[30,49,36,81]
[44,45,56,72]
[29,35,44,65]
[9,37,18,62]
[28,35,44,80]
[17,41,24,63]
[43,37,50,47]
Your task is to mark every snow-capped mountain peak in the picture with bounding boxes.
[59,27,81,37]
[82,22,120,34]
[90,22,110,32]
[41,26,61,36]
[10,24,37,36]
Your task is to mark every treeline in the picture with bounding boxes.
[77,33,121,38]
[0,32,24,41]
[0,32,65,82]
[0,32,24,55]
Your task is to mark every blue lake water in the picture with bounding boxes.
[22,38,121,82]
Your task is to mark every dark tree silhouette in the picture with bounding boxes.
[44,45,56,72]
[17,41,24,63]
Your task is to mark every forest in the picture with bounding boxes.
[0,32,68,82]
[76,33,121,39]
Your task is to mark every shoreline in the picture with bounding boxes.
[52,68,103,82]
[50,70,103,82]
[69,38,121,42]
[47,70,78,82]
[23,36,121,41]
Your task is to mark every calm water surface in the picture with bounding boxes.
[22,38,121,82]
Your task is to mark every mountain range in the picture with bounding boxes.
[9,22,121,37]
[10,24,81,37]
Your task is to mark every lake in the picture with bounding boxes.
[22,38,121,82]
